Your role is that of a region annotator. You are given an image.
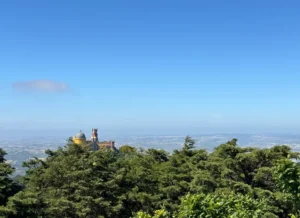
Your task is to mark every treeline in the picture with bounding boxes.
[0,136,300,217]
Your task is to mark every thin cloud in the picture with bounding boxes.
[12,80,70,93]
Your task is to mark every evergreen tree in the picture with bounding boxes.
[0,148,21,206]
[2,136,300,217]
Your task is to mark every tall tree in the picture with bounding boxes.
[0,148,21,206]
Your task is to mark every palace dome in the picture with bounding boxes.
[74,131,86,139]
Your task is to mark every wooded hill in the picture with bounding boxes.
[0,136,300,218]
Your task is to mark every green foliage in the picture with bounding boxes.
[273,158,300,217]
[177,192,277,218]
[273,158,300,196]
[0,148,22,207]
[146,149,169,162]
[134,210,170,218]
[1,137,300,217]
[119,145,137,154]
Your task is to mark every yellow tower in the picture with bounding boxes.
[73,130,87,145]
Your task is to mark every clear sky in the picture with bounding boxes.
[1,0,300,137]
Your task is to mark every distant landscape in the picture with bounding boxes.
[2,133,300,176]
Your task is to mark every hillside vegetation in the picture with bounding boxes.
[0,136,300,218]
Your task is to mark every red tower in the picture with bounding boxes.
[91,128,98,142]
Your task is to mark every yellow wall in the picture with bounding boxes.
[73,137,86,145]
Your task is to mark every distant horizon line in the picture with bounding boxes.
[1,129,300,138]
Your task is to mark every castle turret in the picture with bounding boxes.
[91,128,99,151]
[91,128,98,142]
[72,128,117,152]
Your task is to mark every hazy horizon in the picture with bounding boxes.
[1,127,300,141]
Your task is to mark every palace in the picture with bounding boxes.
[73,128,117,151]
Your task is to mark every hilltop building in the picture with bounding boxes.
[73,129,117,152]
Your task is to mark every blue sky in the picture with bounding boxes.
[1,0,300,136]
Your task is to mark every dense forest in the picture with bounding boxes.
[0,136,300,218]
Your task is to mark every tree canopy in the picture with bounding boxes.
[0,148,22,214]
[0,136,300,217]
